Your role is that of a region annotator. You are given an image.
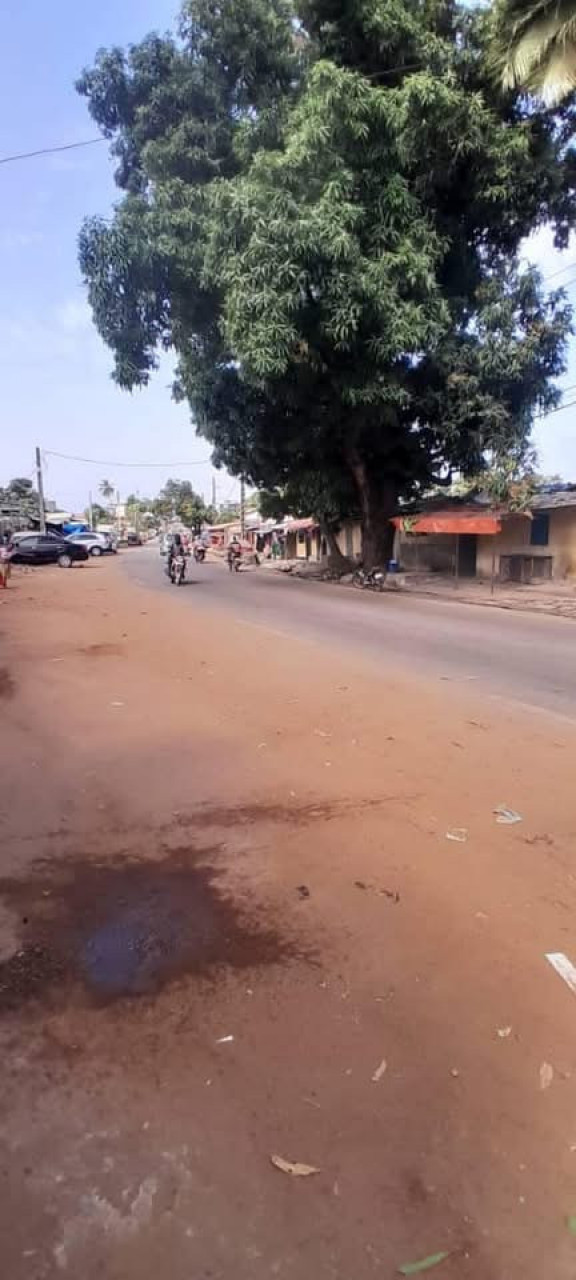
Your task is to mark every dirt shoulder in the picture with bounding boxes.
[2,558,576,1279]
[275,560,576,620]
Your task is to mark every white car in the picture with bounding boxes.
[65,531,116,557]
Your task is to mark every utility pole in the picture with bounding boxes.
[35,446,46,534]
[211,474,216,511]
[240,476,246,539]
[88,490,94,530]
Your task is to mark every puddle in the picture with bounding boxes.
[0,850,299,1010]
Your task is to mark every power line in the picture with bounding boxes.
[537,396,576,419]
[43,448,212,468]
[543,259,576,282]
[0,138,105,167]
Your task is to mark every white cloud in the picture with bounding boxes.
[56,298,92,333]
[0,230,44,251]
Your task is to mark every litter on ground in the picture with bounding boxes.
[539,1062,554,1091]
[371,1058,388,1082]
[270,1154,320,1177]
[494,805,522,825]
[398,1251,451,1275]
[546,952,576,996]
[446,828,468,843]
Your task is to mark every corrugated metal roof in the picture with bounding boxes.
[530,489,576,511]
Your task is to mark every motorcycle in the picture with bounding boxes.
[352,566,386,592]
[169,553,187,586]
[227,547,242,572]
[193,545,206,563]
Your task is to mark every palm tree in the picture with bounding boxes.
[493,0,576,105]
[99,478,115,502]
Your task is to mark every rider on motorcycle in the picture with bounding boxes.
[168,532,184,578]
[227,536,242,571]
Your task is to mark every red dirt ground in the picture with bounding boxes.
[1,557,576,1279]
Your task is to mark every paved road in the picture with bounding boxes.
[127,550,575,719]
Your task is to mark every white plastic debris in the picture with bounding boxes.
[494,805,522,825]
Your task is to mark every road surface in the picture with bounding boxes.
[2,556,576,1280]
[128,549,576,719]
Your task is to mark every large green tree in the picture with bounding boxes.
[152,477,212,527]
[77,0,576,565]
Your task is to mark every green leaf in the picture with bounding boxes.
[398,1251,451,1275]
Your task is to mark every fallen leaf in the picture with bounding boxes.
[270,1154,320,1178]
[494,805,522,825]
[497,1026,512,1039]
[540,1061,554,1091]
[216,1035,234,1044]
[372,1058,388,1082]
[446,828,468,843]
[398,1252,450,1275]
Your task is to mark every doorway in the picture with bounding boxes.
[458,534,477,577]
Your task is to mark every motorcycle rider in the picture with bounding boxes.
[227,535,242,571]
[168,532,185,580]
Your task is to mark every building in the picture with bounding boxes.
[284,517,362,562]
[396,485,576,583]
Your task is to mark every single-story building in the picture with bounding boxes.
[285,517,362,562]
[395,485,576,582]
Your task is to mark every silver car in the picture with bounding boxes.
[65,531,116,558]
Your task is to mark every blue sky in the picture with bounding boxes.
[0,0,237,513]
[1,2,575,513]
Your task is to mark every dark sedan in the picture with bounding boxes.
[8,533,89,568]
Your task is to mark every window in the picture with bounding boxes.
[530,513,549,547]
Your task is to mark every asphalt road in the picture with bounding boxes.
[127,549,576,719]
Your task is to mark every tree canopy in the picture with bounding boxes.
[151,477,213,527]
[77,0,576,563]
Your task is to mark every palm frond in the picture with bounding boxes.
[492,0,576,102]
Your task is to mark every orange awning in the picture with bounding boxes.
[392,513,502,535]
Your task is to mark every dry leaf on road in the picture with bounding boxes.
[270,1154,320,1178]
[372,1058,388,1082]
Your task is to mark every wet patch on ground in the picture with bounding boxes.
[0,848,300,1012]
[0,667,16,699]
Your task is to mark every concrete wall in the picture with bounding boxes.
[286,521,362,562]
[477,508,576,580]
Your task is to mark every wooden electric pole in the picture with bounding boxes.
[35,447,46,534]
[240,476,246,538]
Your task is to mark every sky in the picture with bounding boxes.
[1,3,576,514]
[0,0,239,514]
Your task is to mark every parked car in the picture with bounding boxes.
[126,532,142,546]
[8,533,89,568]
[65,531,116,557]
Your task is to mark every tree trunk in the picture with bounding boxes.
[347,451,397,569]
[320,519,350,570]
